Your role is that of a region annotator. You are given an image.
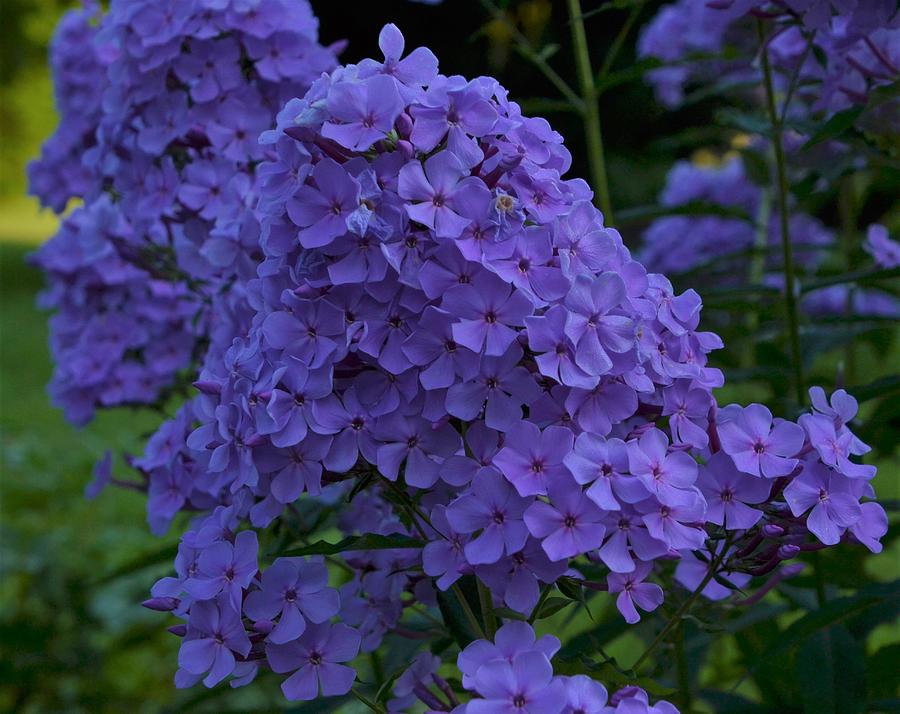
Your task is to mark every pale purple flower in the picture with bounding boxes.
[244,557,339,644]
[524,478,606,560]
[399,151,491,238]
[286,158,361,248]
[266,622,361,701]
[493,420,575,497]
[626,428,699,506]
[322,75,404,152]
[184,530,259,611]
[564,273,634,375]
[446,470,531,565]
[607,562,664,624]
[566,434,648,510]
[718,404,805,478]
[697,451,771,530]
[178,596,252,688]
[468,650,565,714]
[784,461,862,545]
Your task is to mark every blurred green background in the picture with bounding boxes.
[0,1,897,712]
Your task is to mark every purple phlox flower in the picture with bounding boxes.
[799,412,876,480]
[147,461,194,533]
[418,241,482,300]
[697,451,771,530]
[440,420,502,487]
[178,159,234,221]
[136,91,190,154]
[85,450,113,499]
[559,674,609,714]
[553,200,617,277]
[526,305,598,389]
[174,37,241,103]
[261,296,344,368]
[476,538,567,614]
[410,80,498,153]
[565,433,648,511]
[258,361,332,448]
[184,530,259,611]
[718,403,805,478]
[322,74,403,152]
[607,561,664,624]
[565,379,640,436]
[458,621,560,691]
[446,469,531,565]
[186,403,258,488]
[849,501,888,554]
[374,413,461,488]
[564,272,634,376]
[253,433,332,501]
[626,427,699,507]
[388,651,441,713]
[489,227,570,305]
[509,170,569,224]
[243,557,339,645]
[399,151,491,239]
[286,158,361,249]
[808,386,868,452]
[636,492,707,551]
[445,344,541,431]
[783,461,862,545]
[493,420,575,497]
[606,685,678,713]
[368,23,439,88]
[423,504,470,589]
[402,306,480,390]
[675,545,750,601]
[864,223,900,268]
[206,94,271,162]
[442,270,533,356]
[244,31,318,82]
[266,622,361,701]
[661,379,711,449]
[468,650,566,714]
[309,389,379,472]
[524,477,606,561]
[178,596,252,688]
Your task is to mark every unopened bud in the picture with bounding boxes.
[167,624,187,637]
[777,544,800,560]
[142,596,180,612]
[762,524,785,538]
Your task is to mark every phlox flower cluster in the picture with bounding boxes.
[638,0,899,115]
[639,156,899,319]
[29,0,341,424]
[129,23,887,708]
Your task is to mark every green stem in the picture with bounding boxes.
[451,582,487,640]
[567,0,615,223]
[838,178,857,386]
[674,622,692,711]
[478,579,499,639]
[758,20,805,405]
[597,0,645,80]
[351,687,387,713]
[479,0,585,112]
[811,551,827,606]
[632,538,732,671]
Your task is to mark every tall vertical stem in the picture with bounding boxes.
[758,20,805,405]
[675,622,692,711]
[567,0,615,223]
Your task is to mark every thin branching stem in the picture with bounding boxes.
[758,19,805,405]
[567,0,615,223]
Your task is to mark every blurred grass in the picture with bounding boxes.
[0,238,184,713]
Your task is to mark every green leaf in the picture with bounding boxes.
[280,533,424,557]
[436,575,482,649]
[554,656,675,698]
[493,607,528,621]
[802,106,865,149]
[795,625,866,714]
[534,597,573,620]
[800,266,900,293]
[849,374,900,404]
